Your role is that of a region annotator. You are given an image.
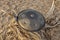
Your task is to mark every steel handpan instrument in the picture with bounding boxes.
[17,9,45,31]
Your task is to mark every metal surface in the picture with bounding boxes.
[17,9,45,31]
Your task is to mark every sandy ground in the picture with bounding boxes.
[0,0,60,40]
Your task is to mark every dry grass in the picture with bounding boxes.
[0,0,60,40]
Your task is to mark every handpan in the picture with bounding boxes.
[17,9,45,31]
